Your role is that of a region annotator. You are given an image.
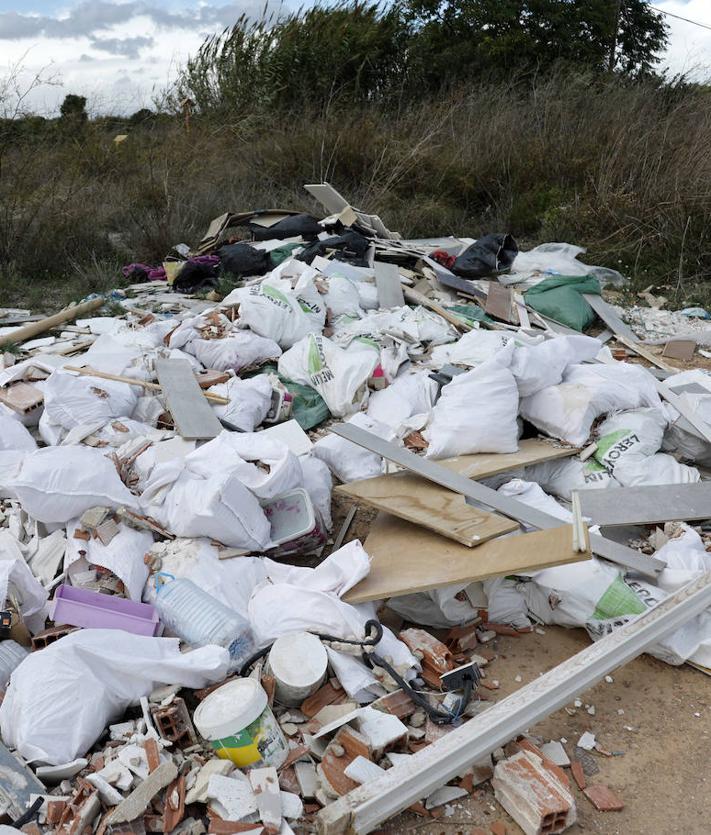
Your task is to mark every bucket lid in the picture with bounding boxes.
[193,677,268,741]
[268,631,327,689]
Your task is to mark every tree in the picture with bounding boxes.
[59,94,88,123]
[404,0,669,86]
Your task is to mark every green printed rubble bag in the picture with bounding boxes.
[524,275,601,331]
[277,332,378,418]
[521,559,647,632]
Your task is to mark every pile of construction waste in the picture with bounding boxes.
[0,183,710,835]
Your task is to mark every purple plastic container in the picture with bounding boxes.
[51,584,160,636]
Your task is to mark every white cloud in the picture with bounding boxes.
[656,1,711,80]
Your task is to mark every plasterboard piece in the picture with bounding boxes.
[577,482,711,527]
[582,294,637,341]
[373,262,405,309]
[318,571,711,834]
[155,358,222,440]
[329,423,664,577]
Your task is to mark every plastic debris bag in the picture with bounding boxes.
[10,446,138,524]
[42,371,139,435]
[510,334,602,397]
[452,233,518,278]
[367,370,438,435]
[525,457,618,501]
[279,333,378,418]
[425,348,519,458]
[0,630,230,764]
[313,413,397,482]
[209,374,273,432]
[520,362,660,446]
[190,331,281,372]
[0,410,37,452]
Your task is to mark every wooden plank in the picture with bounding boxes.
[0,297,104,349]
[578,482,711,527]
[484,282,518,324]
[435,272,488,304]
[336,476,517,546]
[373,262,405,309]
[155,358,222,440]
[402,287,471,333]
[439,438,578,478]
[331,423,664,577]
[344,514,588,604]
[320,572,711,834]
[582,294,637,341]
[615,334,673,372]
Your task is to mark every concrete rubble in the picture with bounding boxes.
[0,184,710,832]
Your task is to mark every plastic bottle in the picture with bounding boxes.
[154,575,256,672]
[0,640,29,688]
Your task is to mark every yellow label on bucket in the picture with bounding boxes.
[209,709,285,768]
[212,734,262,767]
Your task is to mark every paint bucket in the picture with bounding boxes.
[267,631,328,707]
[193,678,288,769]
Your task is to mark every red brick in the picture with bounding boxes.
[583,784,624,811]
[492,750,576,835]
[570,760,586,791]
[490,821,507,835]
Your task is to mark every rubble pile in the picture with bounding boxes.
[0,183,710,834]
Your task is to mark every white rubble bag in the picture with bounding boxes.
[190,331,282,372]
[184,431,303,500]
[522,526,711,667]
[142,538,269,620]
[65,521,153,601]
[510,335,602,397]
[387,585,479,629]
[524,457,618,501]
[313,413,398,482]
[279,333,378,418]
[0,410,37,452]
[298,455,333,530]
[425,347,519,459]
[367,370,438,436]
[228,274,326,349]
[519,362,661,446]
[322,275,364,318]
[0,630,230,764]
[10,447,138,523]
[209,374,273,432]
[249,543,418,678]
[41,371,140,436]
[428,330,515,369]
[0,550,48,633]
[594,408,699,486]
[151,469,272,551]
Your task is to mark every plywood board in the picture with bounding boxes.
[336,476,518,546]
[155,358,222,440]
[485,282,518,324]
[344,514,590,603]
[438,438,578,478]
[374,261,405,309]
[578,482,711,527]
[331,422,663,577]
[662,339,696,361]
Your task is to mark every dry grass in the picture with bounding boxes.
[2,73,711,310]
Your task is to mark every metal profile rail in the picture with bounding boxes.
[331,423,664,577]
[318,571,711,834]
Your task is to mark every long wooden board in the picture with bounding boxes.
[438,438,578,478]
[155,358,222,440]
[578,482,711,527]
[336,475,518,546]
[343,513,590,604]
[331,423,664,577]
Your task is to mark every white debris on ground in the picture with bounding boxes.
[0,187,709,834]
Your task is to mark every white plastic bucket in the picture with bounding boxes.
[267,631,328,707]
[193,678,288,769]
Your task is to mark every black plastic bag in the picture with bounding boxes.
[297,229,371,266]
[249,213,323,242]
[452,233,518,279]
[173,261,220,294]
[217,242,271,277]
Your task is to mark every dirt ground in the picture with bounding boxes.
[325,497,711,835]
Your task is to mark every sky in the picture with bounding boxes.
[1,0,710,116]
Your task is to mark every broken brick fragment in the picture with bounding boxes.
[570,760,586,791]
[583,784,624,811]
[492,750,576,835]
[399,628,454,688]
